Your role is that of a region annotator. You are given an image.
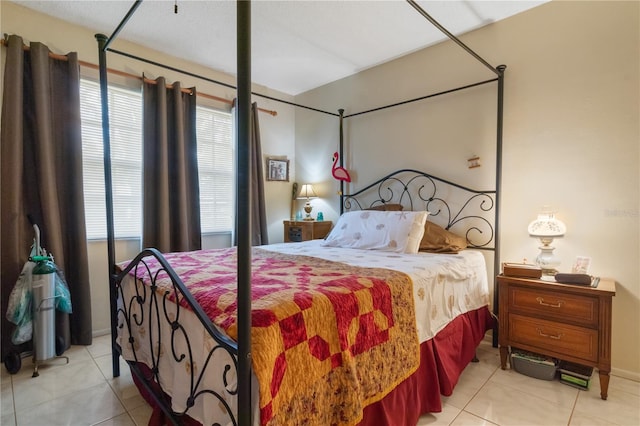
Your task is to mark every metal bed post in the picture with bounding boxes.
[236,1,253,425]
[95,0,144,383]
[95,33,119,379]
[493,64,507,346]
[406,0,504,346]
[339,108,345,214]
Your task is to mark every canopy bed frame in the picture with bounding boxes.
[96,1,505,425]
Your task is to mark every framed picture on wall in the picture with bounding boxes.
[266,158,289,182]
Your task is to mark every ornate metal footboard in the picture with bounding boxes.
[341,169,496,249]
[114,248,239,426]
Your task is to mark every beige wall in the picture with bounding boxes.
[295,1,639,379]
[1,2,297,335]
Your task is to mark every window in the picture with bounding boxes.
[80,80,142,239]
[196,106,235,233]
[80,79,234,239]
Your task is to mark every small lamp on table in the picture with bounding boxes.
[528,210,567,275]
[297,184,317,221]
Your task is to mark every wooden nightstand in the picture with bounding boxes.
[497,275,616,400]
[283,220,332,242]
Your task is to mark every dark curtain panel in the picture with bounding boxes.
[250,103,269,246]
[142,77,201,253]
[233,101,268,246]
[1,35,92,358]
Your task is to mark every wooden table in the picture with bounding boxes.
[497,275,615,399]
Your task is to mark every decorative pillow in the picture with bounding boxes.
[419,221,468,253]
[322,210,428,253]
[366,203,404,211]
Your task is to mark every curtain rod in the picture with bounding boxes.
[0,37,278,117]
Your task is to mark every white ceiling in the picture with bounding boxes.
[12,0,547,95]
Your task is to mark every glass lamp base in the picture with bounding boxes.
[536,246,560,276]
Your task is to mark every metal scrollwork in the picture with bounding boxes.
[341,169,496,250]
[114,249,239,425]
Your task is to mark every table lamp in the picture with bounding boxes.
[297,184,317,221]
[528,210,567,275]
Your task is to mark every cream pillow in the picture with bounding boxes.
[322,210,428,253]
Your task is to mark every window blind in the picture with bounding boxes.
[196,106,235,233]
[80,79,142,239]
[80,79,234,239]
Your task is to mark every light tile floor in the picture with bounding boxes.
[1,335,639,425]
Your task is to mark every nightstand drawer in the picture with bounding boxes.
[283,220,332,242]
[509,286,598,328]
[288,226,303,242]
[509,314,598,362]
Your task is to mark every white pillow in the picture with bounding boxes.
[322,210,429,253]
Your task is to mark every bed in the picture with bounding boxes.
[96,2,506,425]
[114,169,497,425]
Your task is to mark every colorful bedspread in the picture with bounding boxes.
[128,247,420,426]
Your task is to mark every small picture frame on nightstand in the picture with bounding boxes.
[572,256,591,274]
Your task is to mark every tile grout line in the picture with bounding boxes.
[565,388,580,426]
[88,340,146,426]
[456,357,502,425]
[88,344,140,426]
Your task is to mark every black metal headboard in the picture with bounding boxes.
[340,169,496,250]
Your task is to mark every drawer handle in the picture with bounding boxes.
[536,297,563,308]
[536,328,564,340]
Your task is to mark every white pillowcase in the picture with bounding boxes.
[322,210,429,253]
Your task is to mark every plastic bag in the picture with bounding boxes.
[55,271,72,314]
[6,262,35,344]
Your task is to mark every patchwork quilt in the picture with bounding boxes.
[126,247,420,426]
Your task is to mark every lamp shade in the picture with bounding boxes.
[527,212,566,238]
[297,184,317,199]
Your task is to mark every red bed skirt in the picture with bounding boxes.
[132,306,494,426]
[359,305,494,426]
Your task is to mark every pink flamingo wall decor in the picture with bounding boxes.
[331,152,352,183]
